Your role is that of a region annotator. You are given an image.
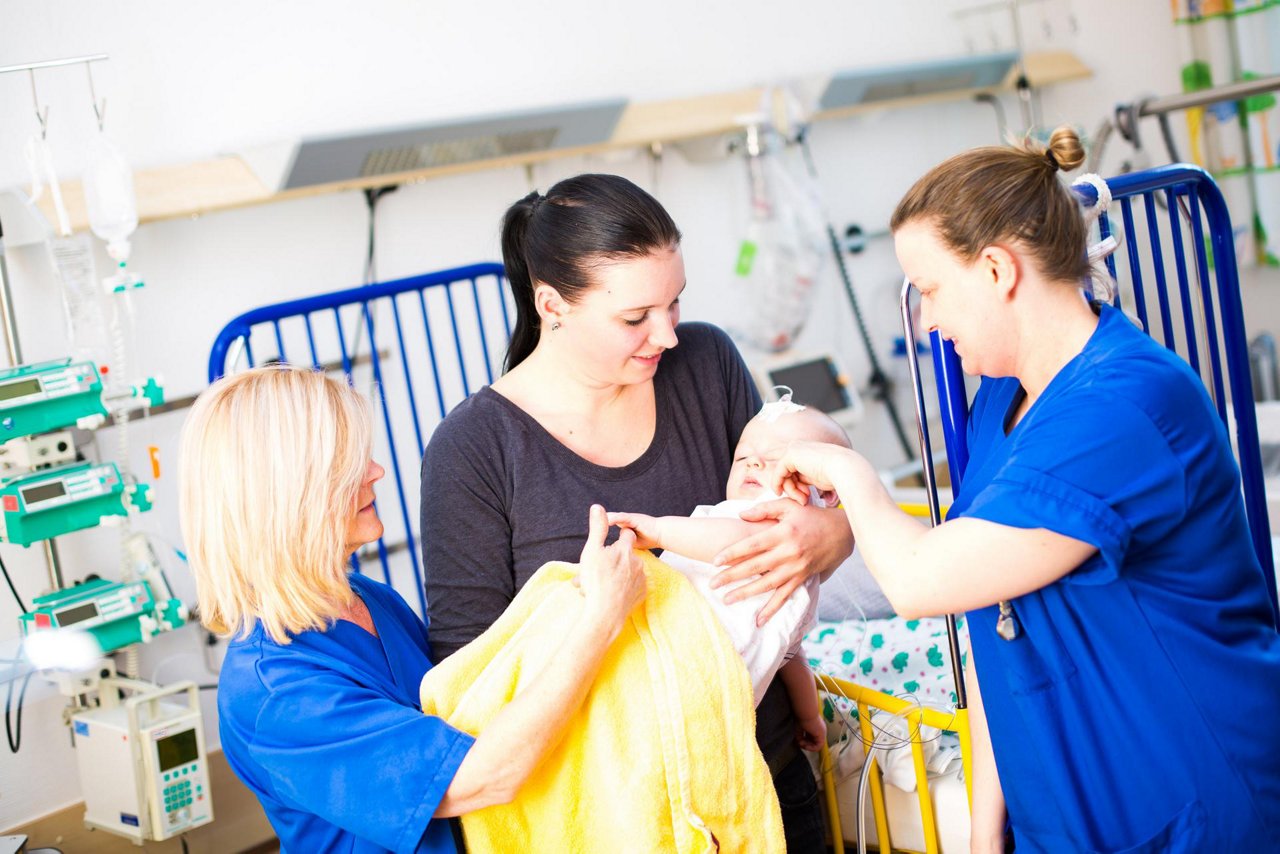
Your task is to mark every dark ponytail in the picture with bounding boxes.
[499,174,682,373]
[500,192,542,374]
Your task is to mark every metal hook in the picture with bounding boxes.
[28,69,49,139]
[86,61,106,131]
[648,141,663,196]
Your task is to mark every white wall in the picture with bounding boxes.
[2,0,1276,830]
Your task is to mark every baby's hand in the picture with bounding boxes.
[796,715,827,752]
[607,512,662,550]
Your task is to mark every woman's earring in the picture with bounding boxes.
[551,321,561,331]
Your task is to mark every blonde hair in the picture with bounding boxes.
[178,365,373,644]
[890,125,1090,289]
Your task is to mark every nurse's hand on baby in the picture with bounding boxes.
[576,505,648,641]
[765,439,862,503]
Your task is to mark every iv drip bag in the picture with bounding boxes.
[83,133,139,265]
[730,124,827,352]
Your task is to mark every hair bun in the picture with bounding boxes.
[1046,126,1085,172]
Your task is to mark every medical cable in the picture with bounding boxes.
[5,659,33,753]
[795,131,916,462]
[0,552,26,613]
[851,699,956,854]
[348,185,397,399]
[820,685,954,783]
[973,93,1008,142]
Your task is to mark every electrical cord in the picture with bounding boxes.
[5,659,33,753]
[795,130,917,461]
[0,551,27,613]
[973,92,1008,142]
[348,185,398,398]
[851,699,955,854]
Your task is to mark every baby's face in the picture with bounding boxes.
[727,412,840,501]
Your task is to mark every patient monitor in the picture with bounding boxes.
[755,352,863,431]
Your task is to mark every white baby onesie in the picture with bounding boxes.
[659,497,820,707]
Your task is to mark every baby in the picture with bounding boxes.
[610,397,852,752]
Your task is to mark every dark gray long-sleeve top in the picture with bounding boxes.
[420,321,798,772]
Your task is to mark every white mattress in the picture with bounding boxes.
[828,759,971,854]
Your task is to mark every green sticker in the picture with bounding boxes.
[735,241,758,276]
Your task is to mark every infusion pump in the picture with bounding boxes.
[71,680,213,842]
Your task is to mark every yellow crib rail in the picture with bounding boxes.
[815,673,971,854]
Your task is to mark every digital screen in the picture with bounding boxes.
[55,602,98,627]
[768,358,851,414]
[0,377,42,402]
[157,728,199,772]
[20,480,67,506]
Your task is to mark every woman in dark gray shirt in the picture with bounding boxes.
[421,173,852,851]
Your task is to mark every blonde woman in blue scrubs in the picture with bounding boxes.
[725,128,1280,853]
[179,365,645,853]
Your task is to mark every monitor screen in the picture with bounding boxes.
[157,728,198,772]
[0,377,42,402]
[55,602,98,627]
[767,358,851,414]
[20,480,67,506]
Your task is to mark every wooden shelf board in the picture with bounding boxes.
[29,49,1090,232]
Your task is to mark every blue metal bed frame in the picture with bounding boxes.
[902,164,1279,639]
[208,262,511,617]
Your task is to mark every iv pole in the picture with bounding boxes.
[0,54,110,591]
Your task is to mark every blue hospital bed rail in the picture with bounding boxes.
[208,263,512,616]
[902,164,1278,629]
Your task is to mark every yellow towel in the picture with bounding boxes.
[419,551,785,853]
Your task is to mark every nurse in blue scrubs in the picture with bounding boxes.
[178,365,646,853]
[743,127,1280,852]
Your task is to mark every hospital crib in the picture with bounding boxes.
[818,163,1280,854]
[208,263,513,617]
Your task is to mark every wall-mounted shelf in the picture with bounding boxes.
[29,49,1089,233]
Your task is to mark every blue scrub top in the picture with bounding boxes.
[219,572,474,853]
[951,305,1280,853]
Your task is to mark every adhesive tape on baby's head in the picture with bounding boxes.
[759,386,806,423]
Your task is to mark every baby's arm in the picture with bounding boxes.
[608,512,772,564]
[779,657,825,751]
